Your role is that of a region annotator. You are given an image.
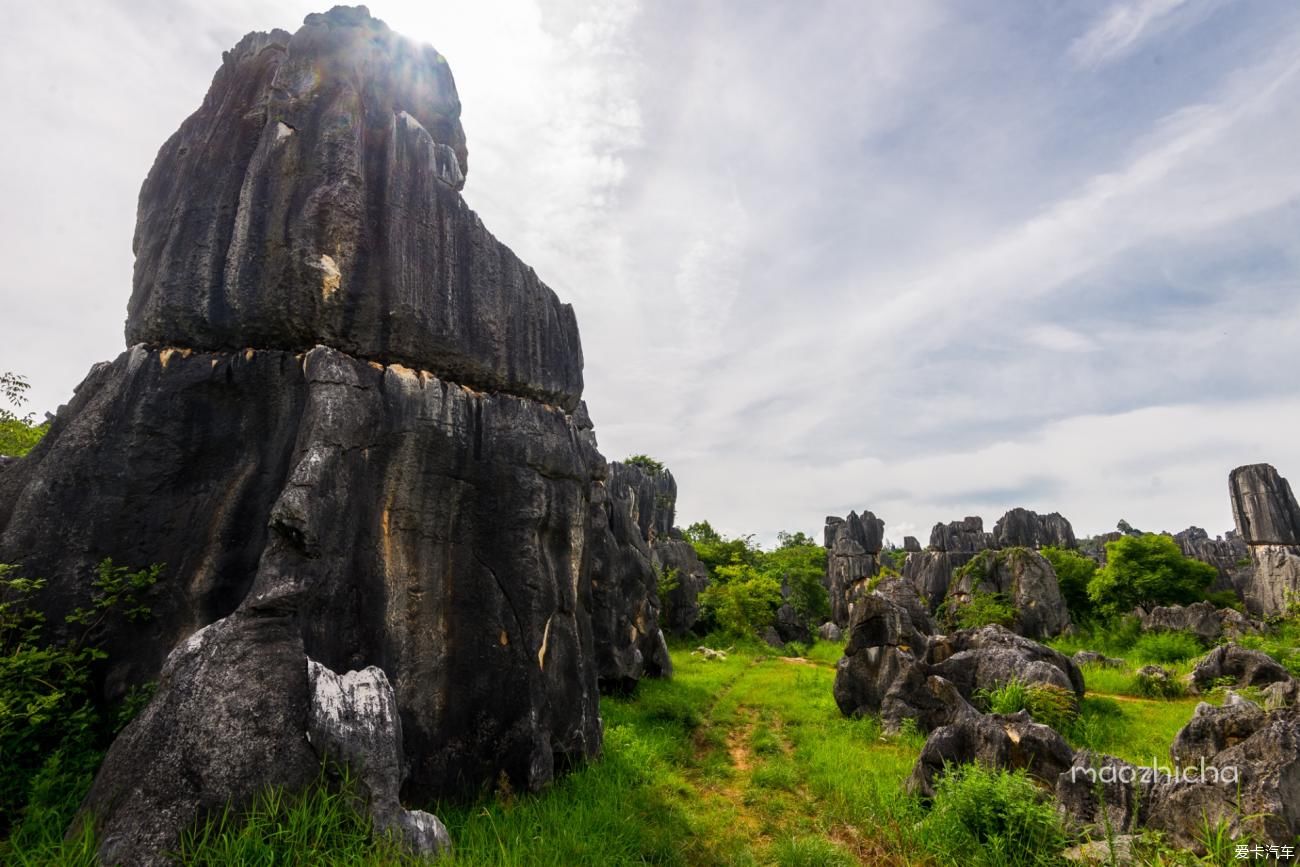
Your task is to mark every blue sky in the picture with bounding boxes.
[2,0,1298,545]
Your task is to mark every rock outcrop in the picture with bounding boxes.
[1173,526,1250,594]
[929,517,992,553]
[823,510,884,627]
[652,535,710,636]
[940,548,1071,640]
[0,7,645,860]
[1136,601,1260,643]
[1191,644,1292,692]
[991,508,1076,550]
[589,462,673,692]
[833,597,1080,733]
[907,710,1074,799]
[1230,464,1300,617]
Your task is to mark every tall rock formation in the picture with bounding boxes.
[991,508,1076,550]
[823,510,884,627]
[0,7,633,860]
[1173,526,1251,594]
[588,461,673,691]
[1230,464,1300,617]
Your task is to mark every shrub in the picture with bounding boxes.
[1132,668,1185,699]
[622,454,665,476]
[921,763,1070,867]
[976,680,1078,732]
[0,372,48,458]
[1087,534,1217,617]
[1041,546,1096,622]
[1130,630,1203,664]
[1,559,162,832]
[947,590,1017,631]
[698,563,782,638]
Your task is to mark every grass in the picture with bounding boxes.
[0,637,1246,865]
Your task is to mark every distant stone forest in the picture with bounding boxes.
[2,7,1299,865]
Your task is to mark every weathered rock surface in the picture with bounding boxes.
[1056,752,1154,837]
[906,710,1074,799]
[1137,600,1225,643]
[1231,464,1300,546]
[1071,650,1124,669]
[834,602,1079,733]
[126,7,584,410]
[652,536,710,636]
[818,621,844,642]
[1237,544,1300,619]
[991,508,1076,550]
[1169,697,1267,767]
[903,535,921,552]
[3,346,605,800]
[824,510,884,626]
[870,575,935,635]
[1191,644,1292,692]
[929,517,991,553]
[1173,526,1250,594]
[589,461,673,692]
[0,7,625,835]
[941,548,1071,640]
[902,551,973,614]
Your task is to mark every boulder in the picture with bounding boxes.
[991,508,1076,550]
[940,548,1071,640]
[1071,650,1125,669]
[868,575,935,635]
[1169,698,1267,767]
[929,517,991,553]
[772,599,812,646]
[832,595,930,722]
[1056,752,1155,837]
[1262,680,1300,710]
[1191,645,1292,692]
[1138,600,1223,643]
[906,710,1074,799]
[652,537,710,636]
[817,621,844,642]
[1230,464,1300,546]
[928,624,1085,697]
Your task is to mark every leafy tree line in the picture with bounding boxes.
[682,521,829,640]
[1,372,48,457]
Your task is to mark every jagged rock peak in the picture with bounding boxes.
[929,516,990,553]
[127,5,585,409]
[991,508,1076,549]
[1230,464,1300,546]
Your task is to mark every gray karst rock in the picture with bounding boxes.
[1191,644,1292,692]
[927,624,1085,697]
[588,461,673,692]
[902,551,975,614]
[906,710,1074,799]
[818,621,844,642]
[869,575,936,635]
[1230,464,1300,546]
[1236,544,1300,619]
[1071,650,1125,669]
[940,547,1071,640]
[823,510,884,627]
[903,535,922,552]
[929,516,992,553]
[1169,698,1267,767]
[834,601,1080,732]
[1055,752,1155,838]
[123,8,584,412]
[652,536,710,636]
[1262,680,1300,710]
[1137,600,1225,643]
[0,9,651,859]
[991,508,1077,550]
[1173,526,1251,594]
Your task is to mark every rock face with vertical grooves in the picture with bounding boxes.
[126,6,583,410]
[0,7,633,862]
[823,510,884,626]
[588,462,673,691]
[991,508,1076,550]
[1229,464,1300,617]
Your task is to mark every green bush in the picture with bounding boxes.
[698,563,782,638]
[0,372,48,458]
[947,590,1017,631]
[1132,669,1185,699]
[1041,546,1096,622]
[622,454,665,476]
[975,680,1078,732]
[1,559,161,833]
[1087,534,1217,617]
[921,763,1070,866]
[1130,630,1204,664]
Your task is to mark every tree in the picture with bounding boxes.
[622,454,665,476]
[761,539,829,628]
[0,372,48,458]
[684,521,759,573]
[1087,533,1217,617]
[776,530,815,549]
[1041,546,1097,621]
[698,561,782,638]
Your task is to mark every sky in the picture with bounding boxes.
[2,0,1299,547]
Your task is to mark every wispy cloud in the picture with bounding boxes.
[1069,0,1194,67]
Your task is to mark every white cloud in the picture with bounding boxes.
[1069,0,1194,67]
